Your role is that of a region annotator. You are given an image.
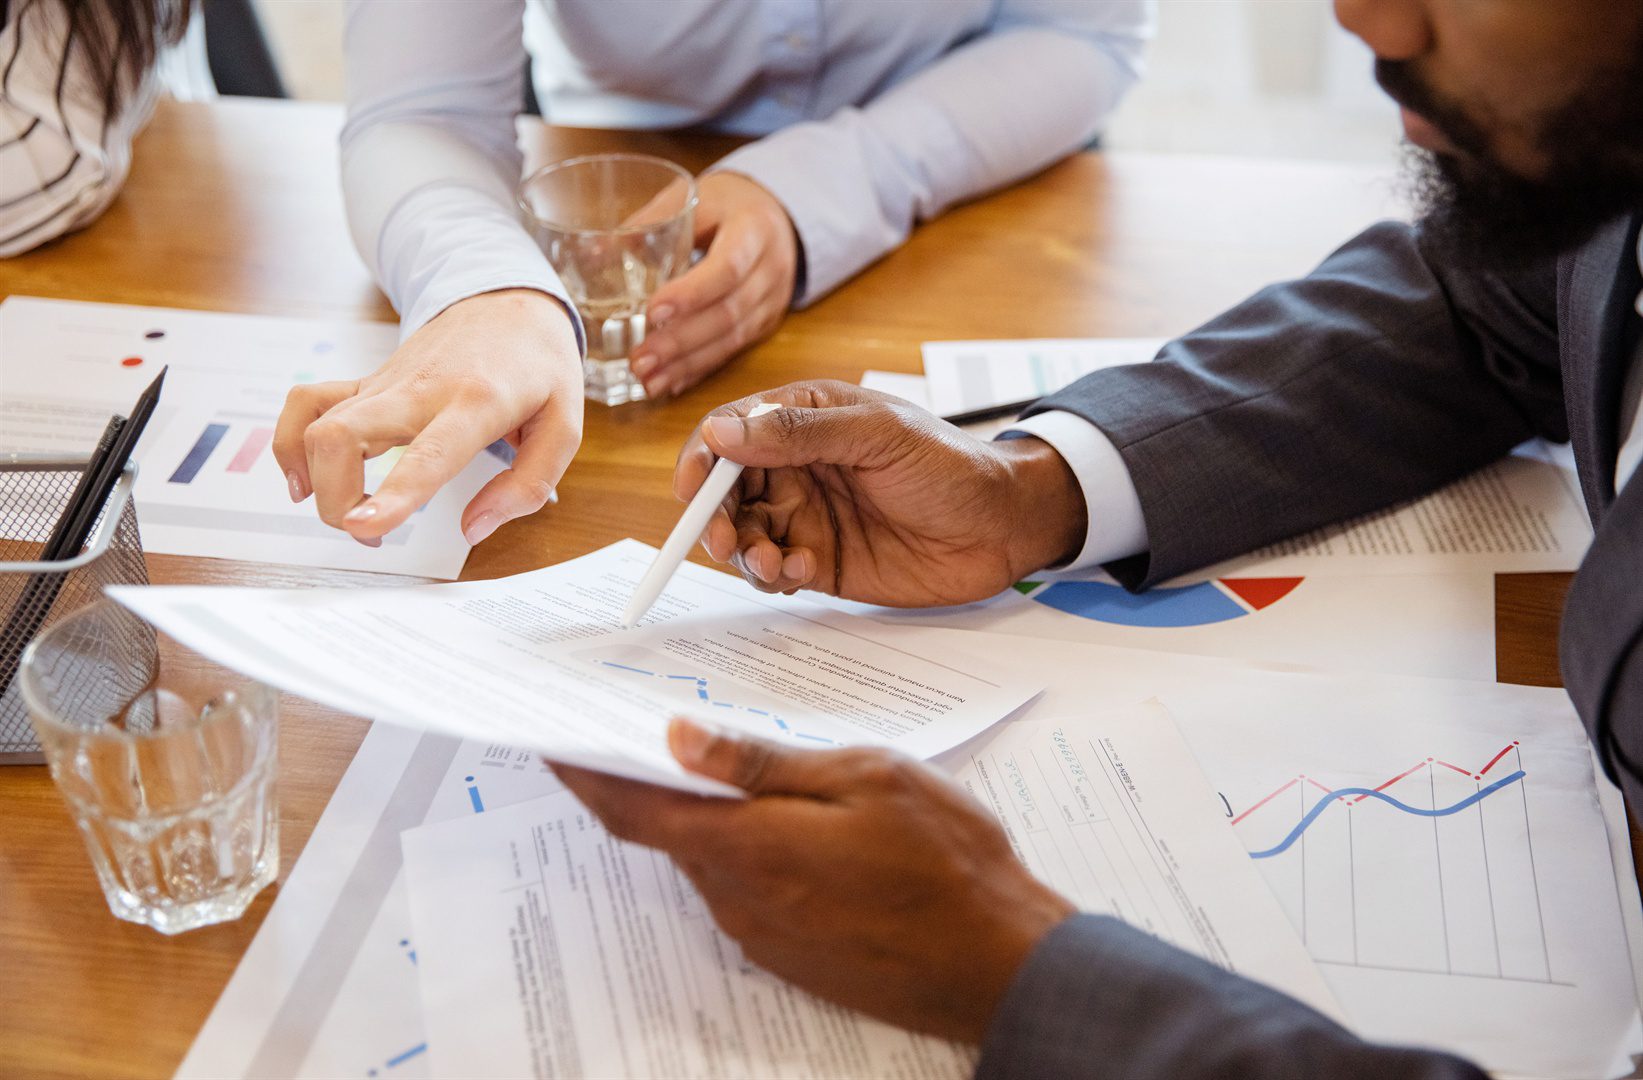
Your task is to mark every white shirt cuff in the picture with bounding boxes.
[1000,411,1148,570]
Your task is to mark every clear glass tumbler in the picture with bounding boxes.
[520,153,697,406]
[20,599,278,934]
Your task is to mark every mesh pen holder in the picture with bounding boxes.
[0,456,150,762]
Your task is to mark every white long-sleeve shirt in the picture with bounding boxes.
[340,0,1152,338]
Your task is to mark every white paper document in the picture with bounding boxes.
[176,724,567,1079]
[918,337,1163,418]
[1211,439,1592,577]
[112,540,1042,795]
[910,632,1643,1080]
[835,567,1497,680]
[0,295,497,577]
[399,702,1338,1079]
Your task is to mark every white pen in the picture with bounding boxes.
[622,402,782,627]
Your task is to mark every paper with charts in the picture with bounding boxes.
[833,566,1497,680]
[916,336,1592,576]
[0,295,497,577]
[910,633,1643,1080]
[111,540,1044,796]
[398,702,1339,1079]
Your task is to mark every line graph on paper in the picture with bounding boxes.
[1229,741,1565,986]
[574,645,841,745]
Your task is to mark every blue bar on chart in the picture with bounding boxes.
[168,423,230,484]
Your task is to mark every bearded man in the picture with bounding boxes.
[554,3,1643,1075]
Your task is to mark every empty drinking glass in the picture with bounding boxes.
[520,153,697,406]
[21,599,278,934]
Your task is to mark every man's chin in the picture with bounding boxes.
[1404,147,1637,269]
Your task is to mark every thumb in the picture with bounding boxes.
[461,419,580,546]
[669,717,852,798]
[702,404,897,471]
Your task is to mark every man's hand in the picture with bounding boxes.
[674,381,1088,606]
[274,289,583,547]
[553,718,1075,1044]
[629,173,798,398]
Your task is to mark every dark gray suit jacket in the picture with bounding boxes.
[978,213,1643,1078]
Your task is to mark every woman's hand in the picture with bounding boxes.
[273,289,583,546]
[630,172,799,398]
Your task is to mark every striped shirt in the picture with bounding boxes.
[0,0,161,255]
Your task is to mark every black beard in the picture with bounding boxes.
[1377,58,1643,270]
[1404,145,1643,269]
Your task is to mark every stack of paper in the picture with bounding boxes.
[149,337,1637,1080]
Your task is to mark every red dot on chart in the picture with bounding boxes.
[120,356,144,367]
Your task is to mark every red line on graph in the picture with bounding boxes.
[1231,777,1300,825]
[1477,742,1518,778]
[1236,742,1530,826]
[1351,760,1428,803]
[227,427,274,473]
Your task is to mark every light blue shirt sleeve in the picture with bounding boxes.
[713,0,1151,304]
[1003,410,1149,569]
[340,0,1151,331]
[339,0,583,345]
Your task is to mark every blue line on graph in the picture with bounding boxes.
[168,423,229,484]
[366,1042,428,1075]
[464,775,484,813]
[595,660,836,744]
[1249,770,1526,859]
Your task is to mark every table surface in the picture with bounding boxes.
[0,99,1595,1078]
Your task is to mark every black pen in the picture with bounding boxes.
[0,368,167,697]
[941,397,1035,427]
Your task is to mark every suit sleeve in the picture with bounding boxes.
[976,914,1487,1080]
[1022,220,1567,588]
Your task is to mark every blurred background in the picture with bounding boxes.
[235,0,1402,168]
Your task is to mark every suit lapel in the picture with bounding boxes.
[1559,213,1642,520]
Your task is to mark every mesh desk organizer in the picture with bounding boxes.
[1,456,149,763]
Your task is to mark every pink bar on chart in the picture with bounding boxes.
[226,427,275,473]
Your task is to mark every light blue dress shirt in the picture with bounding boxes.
[340,0,1151,336]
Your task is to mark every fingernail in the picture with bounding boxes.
[630,354,656,378]
[705,416,744,447]
[650,303,675,326]
[343,499,377,524]
[464,511,502,547]
[286,471,309,503]
[354,536,382,549]
[782,551,808,580]
[750,547,777,583]
[668,716,724,767]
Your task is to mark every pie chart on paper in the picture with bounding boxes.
[1022,576,1305,628]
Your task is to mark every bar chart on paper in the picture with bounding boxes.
[1230,741,1558,986]
[0,296,498,576]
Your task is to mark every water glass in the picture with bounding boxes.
[520,153,697,406]
[20,599,278,934]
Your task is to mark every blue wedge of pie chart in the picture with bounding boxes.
[1027,577,1303,629]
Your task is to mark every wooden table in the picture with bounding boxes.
[0,99,1590,1078]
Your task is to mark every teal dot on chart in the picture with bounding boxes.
[293,370,315,383]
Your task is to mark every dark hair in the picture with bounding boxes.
[14,0,190,117]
